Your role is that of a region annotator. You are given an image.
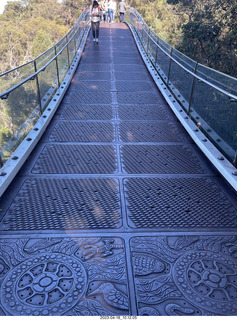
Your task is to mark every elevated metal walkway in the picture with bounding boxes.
[0,23,237,316]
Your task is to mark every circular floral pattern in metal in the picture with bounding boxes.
[1,253,87,316]
[173,251,237,315]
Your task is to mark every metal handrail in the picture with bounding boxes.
[125,7,237,171]
[0,18,84,100]
[0,8,90,169]
[0,9,88,78]
[128,8,237,100]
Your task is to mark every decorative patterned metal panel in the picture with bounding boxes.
[130,236,237,315]
[124,178,237,229]
[0,237,128,315]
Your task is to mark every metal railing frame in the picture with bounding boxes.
[126,8,237,167]
[0,9,90,101]
[0,9,90,167]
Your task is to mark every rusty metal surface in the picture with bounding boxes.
[0,23,237,316]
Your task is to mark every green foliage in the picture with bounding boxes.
[165,0,237,76]
[0,128,11,146]
[32,30,53,57]
[0,0,236,77]
[0,0,86,73]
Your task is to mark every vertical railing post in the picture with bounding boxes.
[167,47,173,86]
[74,35,77,52]
[155,37,160,69]
[65,35,70,67]
[0,154,3,168]
[147,29,150,54]
[54,46,60,88]
[34,60,42,115]
[233,151,237,168]
[188,62,198,116]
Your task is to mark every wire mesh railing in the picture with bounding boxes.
[0,8,90,165]
[125,8,237,167]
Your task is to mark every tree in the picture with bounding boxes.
[167,0,237,76]
[32,30,53,57]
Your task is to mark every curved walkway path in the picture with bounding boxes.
[0,23,237,316]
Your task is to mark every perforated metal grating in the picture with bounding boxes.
[73,71,111,81]
[114,72,149,81]
[114,64,147,72]
[125,178,237,229]
[77,63,111,72]
[112,57,142,65]
[1,178,121,230]
[115,81,156,92]
[32,145,117,174]
[82,57,113,64]
[118,104,171,120]
[69,81,112,92]
[49,122,115,142]
[63,91,112,104]
[121,145,207,174]
[117,92,166,104]
[60,104,114,120]
[119,122,185,142]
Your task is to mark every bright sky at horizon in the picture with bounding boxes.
[0,0,15,14]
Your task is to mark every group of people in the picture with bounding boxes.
[100,0,117,23]
[90,0,126,43]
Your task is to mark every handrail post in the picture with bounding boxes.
[233,151,237,168]
[188,62,198,115]
[74,36,77,52]
[154,37,160,68]
[147,29,150,54]
[65,35,70,67]
[34,60,42,115]
[54,46,60,88]
[0,154,3,168]
[167,47,173,85]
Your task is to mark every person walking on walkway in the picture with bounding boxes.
[91,1,101,44]
[103,0,109,22]
[118,0,126,22]
[111,0,117,22]
[108,1,113,23]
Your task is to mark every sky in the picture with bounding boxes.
[0,0,15,14]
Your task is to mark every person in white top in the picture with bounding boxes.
[108,0,116,23]
[91,1,101,43]
[111,0,117,21]
[119,0,126,22]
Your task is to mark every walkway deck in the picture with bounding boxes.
[0,23,237,316]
